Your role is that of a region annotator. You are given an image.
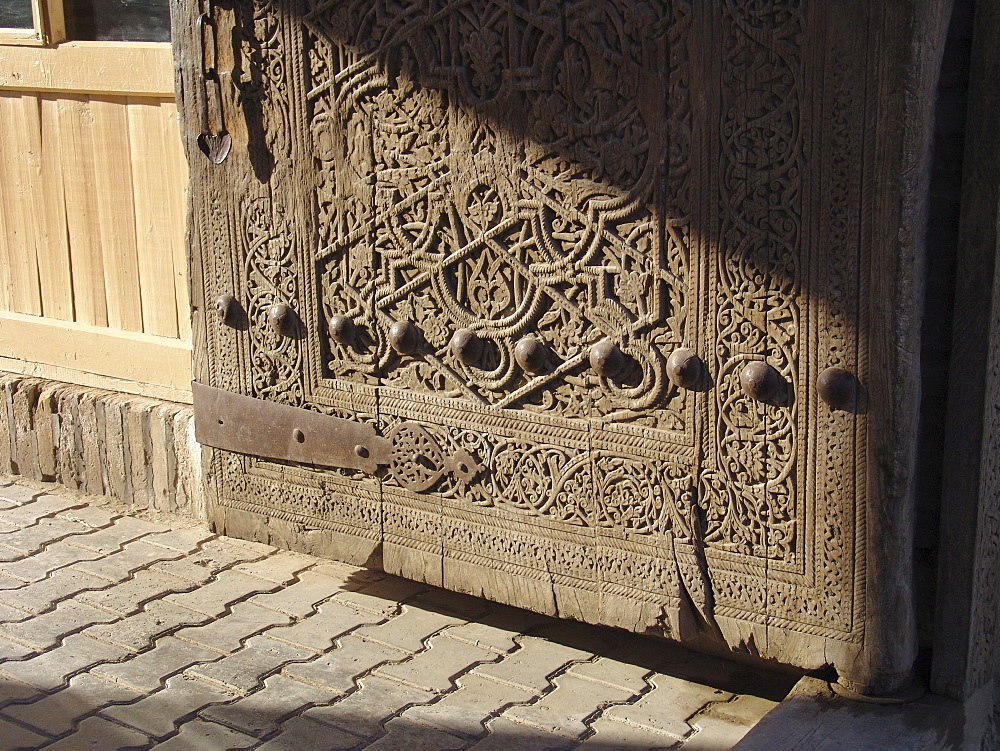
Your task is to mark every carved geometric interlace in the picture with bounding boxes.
[306,0,690,427]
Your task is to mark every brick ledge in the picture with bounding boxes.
[0,372,203,520]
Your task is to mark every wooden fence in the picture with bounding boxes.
[0,42,191,402]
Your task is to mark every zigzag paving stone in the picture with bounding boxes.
[575,715,683,748]
[173,602,293,654]
[399,672,536,740]
[683,713,761,749]
[333,576,429,616]
[444,606,549,655]
[60,517,167,554]
[199,673,340,737]
[311,561,384,591]
[232,551,316,585]
[0,518,95,558]
[141,527,214,554]
[0,494,83,526]
[0,567,111,614]
[251,570,371,618]
[83,600,213,651]
[0,542,104,583]
[152,540,272,585]
[0,716,49,751]
[472,635,594,693]
[374,632,499,692]
[410,588,493,620]
[470,717,577,750]
[0,634,132,691]
[599,673,735,739]
[0,601,31,624]
[165,571,282,618]
[365,717,467,750]
[91,636,220,693]
[679,695,781,749]
[0,676,42,705]
[282,635,408,693]
[0,477,793,749]
[76,569,193,617]
[304,674,436,738]
[0,635,35,663]
[156,719,259,750]
[56,506,119,529]
[184,635,314,693]
[254,716,362,750]
[353,603,466,653]
[102,674,239,739]
[0,483,45,505]
[71,539,187,582]
[263,599,385,652]
[42,716,151,750]
[3,673,142,737]
[0,576,20,593]
[566,657,653,694]
[0,601,120,651]
[499,671,641,739]
[694,693,779,726]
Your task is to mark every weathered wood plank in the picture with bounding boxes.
[161,99,191,342]
[36,96,74,321]
[0,161,10,311]
[128,96,179,338]
[58,94,108,327]
[0,92,43,316]
[90,95,144,332]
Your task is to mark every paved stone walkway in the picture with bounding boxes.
[0,477,794,750]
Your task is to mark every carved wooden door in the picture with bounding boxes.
[176,0,941,693]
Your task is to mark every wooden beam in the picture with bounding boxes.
[0,42,174,96]
[0,311,192,397]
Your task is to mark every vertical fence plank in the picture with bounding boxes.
[161,99,191,342]
[128,97,179,338]
[37,96,74,321]
[91,95,144,332]
[0,207,9,312]
[58,94,108,327]
[0,92,43,316]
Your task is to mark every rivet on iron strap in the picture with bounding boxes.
[195,0,231,164]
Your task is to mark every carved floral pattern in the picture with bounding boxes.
[701,0,803,562]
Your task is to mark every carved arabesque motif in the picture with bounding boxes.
[307,0,688,426]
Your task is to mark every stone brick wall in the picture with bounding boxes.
[0,373,204,520]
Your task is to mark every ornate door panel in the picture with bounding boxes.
[176,0,941,692]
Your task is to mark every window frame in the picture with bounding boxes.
[0,0,65,45]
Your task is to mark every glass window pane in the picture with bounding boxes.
[64,0,170,41]
[0,0,34,29]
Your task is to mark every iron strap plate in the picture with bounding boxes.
[192,382,389,473]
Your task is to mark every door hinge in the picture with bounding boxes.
[192,382,389,473]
